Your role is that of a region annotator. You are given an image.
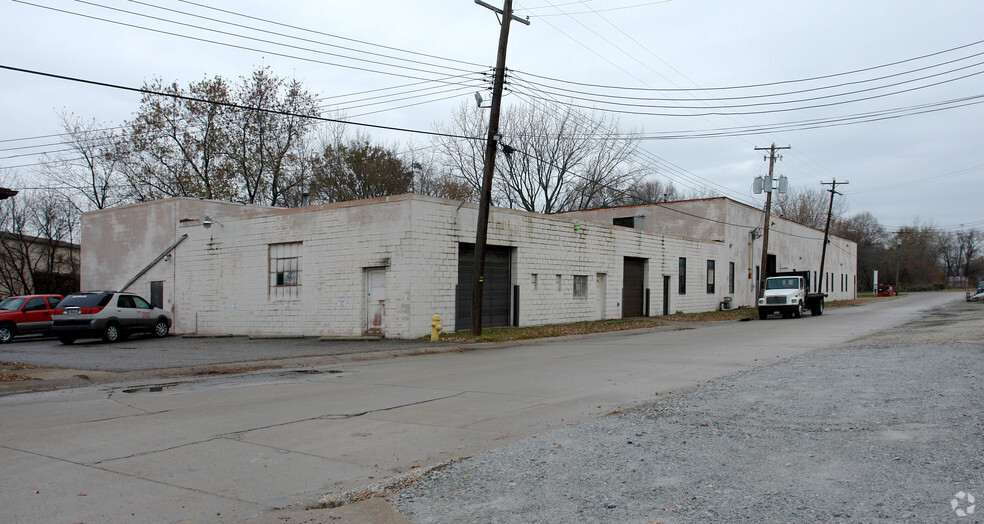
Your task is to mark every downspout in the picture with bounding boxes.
[119,234,188,292]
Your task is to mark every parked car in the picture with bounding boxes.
[52,291,171,344]
[0,294,63,343]
[877,284,894,297]
[969,290,984,303]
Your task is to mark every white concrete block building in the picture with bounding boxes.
[81,194,856,339]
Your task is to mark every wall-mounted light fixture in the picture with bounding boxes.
[202,216,223,229]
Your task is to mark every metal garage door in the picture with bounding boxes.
[622,257,646,318]
[456,243,512,331]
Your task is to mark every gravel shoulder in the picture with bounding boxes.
[394,301,984,523]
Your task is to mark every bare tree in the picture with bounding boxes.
[957,229,981,279]
[123,76,235,201]
[620,176,680,205]
[774,186,846,230]
[41,113,125,210]
[433,102,643,214]
[936,230,961,277]
[835,211,887,291]
[0,183,80,296]
[225,67,320,206]
[407,147,477,202]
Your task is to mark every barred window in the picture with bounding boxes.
[573,275,588,298]
[269,242,302,300]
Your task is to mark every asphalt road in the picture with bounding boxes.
[0,292,968,523]
[0,333,433,371]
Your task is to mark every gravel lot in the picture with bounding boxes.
[395,301,984,523]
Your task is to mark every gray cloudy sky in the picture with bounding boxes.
[2,0,982,232]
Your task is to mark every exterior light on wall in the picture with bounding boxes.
[202,216,223,229]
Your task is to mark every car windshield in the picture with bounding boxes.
[0,297,26,311]
[59,293,112,308]
[766,278,799,290]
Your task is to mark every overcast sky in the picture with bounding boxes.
[2,0,982,233]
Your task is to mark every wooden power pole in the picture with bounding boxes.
[471,1,528,335]
[817,179,847,294]
[754,144,790,299]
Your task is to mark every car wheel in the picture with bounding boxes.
[103,322,121,343]
[153,318,169,338]
[58,337,75,345]
[0,323,15,343]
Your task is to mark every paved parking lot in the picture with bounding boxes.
[0,334,435,372]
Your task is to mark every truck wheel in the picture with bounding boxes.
[794,303,803,318]
[758,309,768,320]
[0,323,15,343]
[812,301,824,316]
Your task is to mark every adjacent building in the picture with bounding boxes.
[80,194,856,339]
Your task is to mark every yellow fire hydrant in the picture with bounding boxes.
[430,314,443,341]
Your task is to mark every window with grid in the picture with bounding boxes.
[573,275,588,298]
[706,260,715,294]
[269,242,302,300]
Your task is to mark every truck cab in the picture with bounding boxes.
[757,270,825,319]
[758,276,807,319]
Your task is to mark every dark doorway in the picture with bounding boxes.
[662,275,671,316]
[456,243,512,331]
[622,257,646,317]
[150,281,164,309]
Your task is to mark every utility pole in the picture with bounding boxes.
[817,179,848,294]
[753,144,790,299]
[471,0,529,335]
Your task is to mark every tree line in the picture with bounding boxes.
[1,66,980,295]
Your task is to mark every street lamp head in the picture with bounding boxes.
[203,216,213,229]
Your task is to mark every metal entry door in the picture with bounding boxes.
[622,257,646,317]
[456,243,512,331]
[366,268,386,334]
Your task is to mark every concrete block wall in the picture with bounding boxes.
[81,194,853,340]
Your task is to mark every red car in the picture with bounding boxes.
[877,284,894,297]
[0,294,63,343]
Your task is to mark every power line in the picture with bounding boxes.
[13,1,488,85]
[511,68,984,117]
[512,38,984,92]
[0,65,486,143]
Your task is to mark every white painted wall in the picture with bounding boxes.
[81,194,853,339]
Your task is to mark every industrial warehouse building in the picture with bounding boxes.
[80,194,857,339]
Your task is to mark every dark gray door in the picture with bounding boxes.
[150,281,164,309]
[663,275,671,316]
[456,243,512,331]
[622,257,646,318]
